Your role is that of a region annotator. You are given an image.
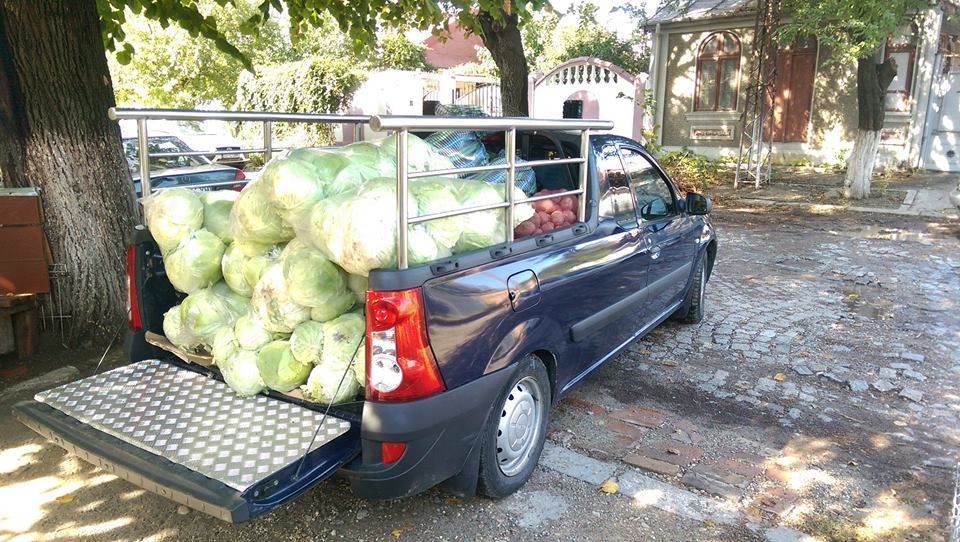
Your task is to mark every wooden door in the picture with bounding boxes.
[771,41,817,143]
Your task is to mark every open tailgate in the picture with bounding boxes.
[13,359,360,523]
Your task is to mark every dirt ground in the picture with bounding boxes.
[1,203,958,542]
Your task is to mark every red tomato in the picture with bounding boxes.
[536,211,551,224]
[550,210,565,225]
[515,221,536,237]
[560,196,575,210]
[562,210,577,223]
[539,199,557,213]
[529,212,542,226]
[541,222,555,232]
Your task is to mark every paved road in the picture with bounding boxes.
[1,205,957,541]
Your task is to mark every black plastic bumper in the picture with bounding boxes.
[340,364,518,499]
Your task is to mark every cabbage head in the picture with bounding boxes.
[289,320,324,365]
[233,313,276,351]
[211,326,240,366]
[309,292,355,322]
[305,363,359,404]
[144,188,204,256]
[408,226,448,265]
[233,239,276,257]
[201,190,238,243]
[251,264,311,333]
[162,305,199,351]
[256,340,311,392]
[351,338,365,388]
[219,349,266,397]
[327,161,381,196]
[280,239,349,307]
[180,282,250,346]
[308,179,402,275]
[380,133,443,173]
[410,179,463,250]
[448,179,507,253]
[230,178,294,244]
[347,274,368,305]
[321,312,365,369]
[164,229,226,294]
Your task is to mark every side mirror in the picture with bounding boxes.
[685,192,712,215]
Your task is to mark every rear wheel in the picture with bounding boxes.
[672,252,707,324]
[478,356,551,498]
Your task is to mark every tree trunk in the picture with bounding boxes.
[844,55,898,199]
[0,0,137,345]
[477,11,529,116]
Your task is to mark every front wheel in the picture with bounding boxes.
[478,356,551,498]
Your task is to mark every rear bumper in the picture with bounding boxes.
[341,364,517,499]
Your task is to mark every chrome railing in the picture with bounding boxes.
[369,115,613,269]
[108,108,370,196]
[110,108,615,270]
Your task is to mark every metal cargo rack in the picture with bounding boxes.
[109,108,613,269]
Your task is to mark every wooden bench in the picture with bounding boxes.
[0,294,39,359]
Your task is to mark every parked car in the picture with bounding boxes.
[15,120,717,523]
[124,135,247,197]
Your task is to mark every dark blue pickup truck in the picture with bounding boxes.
[14,115,716,523]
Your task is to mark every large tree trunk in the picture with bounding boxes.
[844,55,898,199]
[0,1,137,346]
[476,11,529,116]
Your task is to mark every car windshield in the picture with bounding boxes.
[123,136,209,174]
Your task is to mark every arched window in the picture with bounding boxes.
[695,32,741,111]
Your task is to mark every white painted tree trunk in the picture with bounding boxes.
[844,129,881,199]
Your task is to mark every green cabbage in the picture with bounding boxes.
[230,178,294,244]
[144,188,204,255]
[409,225,449,265]
[289,320,324,365]
[280,239,349,307]
[221,244,251,296]
[201,190,238,243]
[410,179,464,249]
[180,282,250,346]
[211,326,240,366]
[380,133,446,173]
[256,340,311,392]
[309,292,356,322]
[233,239,276,257]
[164,229,226,294]
[327,161,380,196]
[305,363,359,404]
[233,313,276,351]
[352,338,365,388]
[251,264,311,333]
[321,312,365,369]
[448,179,507,253]
[347,274,368,305]
[222,242,283,297]
[162,305,199,351]
[219,349,266,397]
[307,179,399,275]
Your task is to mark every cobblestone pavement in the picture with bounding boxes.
[2,205,957,541]
[551,205,960,540]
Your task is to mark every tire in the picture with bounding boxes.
[478,356,552,498]
[672,252,707,324]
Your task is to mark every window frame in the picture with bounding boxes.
[617,145,679,223]
[694,32,742,112]
[883,40,917,113]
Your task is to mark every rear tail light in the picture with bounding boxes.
[126,244,142,331]
[365,288,445,402]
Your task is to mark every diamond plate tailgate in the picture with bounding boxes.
[33,360,352,492]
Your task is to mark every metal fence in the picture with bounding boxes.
[453,84,502,116]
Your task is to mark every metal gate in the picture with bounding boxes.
[453,83,502,116]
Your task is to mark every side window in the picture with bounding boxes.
[597,144,637,227]
[619,147,677,221]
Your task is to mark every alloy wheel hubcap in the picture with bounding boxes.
[496,376,542,477]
